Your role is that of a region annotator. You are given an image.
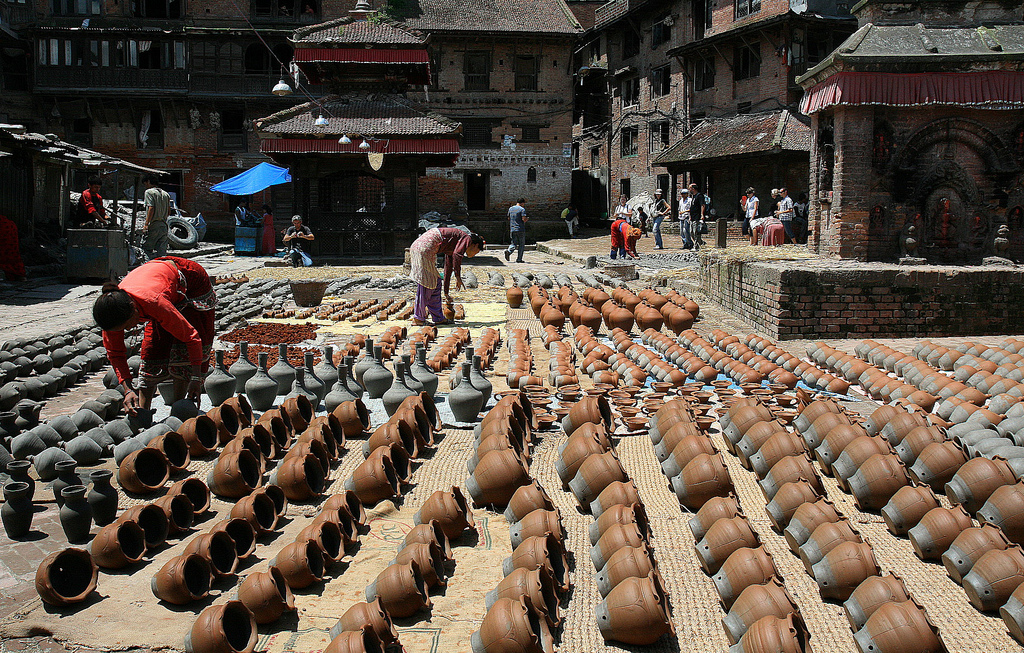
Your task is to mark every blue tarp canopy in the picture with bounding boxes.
[210,162,292,195]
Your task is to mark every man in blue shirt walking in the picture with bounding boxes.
[504,198,528,263]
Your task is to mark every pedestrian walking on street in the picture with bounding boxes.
[409,228,484,325]
[261,204,276,255]
[92,256,215,412]
[504,198,528,263]
[683,183,706,250]
[678,188,692,248]
[283,215,314,267]
[561,203,580,239]
[142,175,171,259]
[652,189,670,249]
[776,187,796,243]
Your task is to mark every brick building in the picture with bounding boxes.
[797,0,1024,262]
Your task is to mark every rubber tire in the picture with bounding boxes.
[167,217,199,250]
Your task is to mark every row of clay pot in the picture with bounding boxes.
[547,341,579,389]
[576,328,644,388]
[649,401,733,510]
[466,393,535,507]
[720,334,848,395]
[424,327,471,373]
[475,482,563,652]
[912,339,1024,375]
[506,329,541,391]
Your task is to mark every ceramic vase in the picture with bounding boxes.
[342,356,365,400]
[362,346,394,400]
[411,347,439,398]
[269,344,296,396]
[303,352,327,403]
[353,339,375,389]
[88,469,118,526]
[205,350,237,407]
[59,485,93,543]
[400,355,424,393]
[1,481,33,538]
[383,362,418,417]
[325,364,360,413]
[449,362,485,423]
[246,353,279,411]
[52,460,79,509]
[229,342,258,393]
[287,369,321,411]
[470,355,492,407]
[314,346,339,395]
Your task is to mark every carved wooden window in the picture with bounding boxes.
[514,56,538,91]
[463,51,490,91]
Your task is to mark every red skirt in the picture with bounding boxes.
[0,215,26,280]
[139,257,215,384]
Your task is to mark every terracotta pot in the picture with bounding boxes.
[178,415,219,456]
[413,486,474,540]
[271,540,325,589]
[207,404,241,445]
[798,520,862,573]
[832,436,893,486]
[765,480,821,533]
[485,566,561,627]
[909,441,967,491]
[814,422,868,472]
[392,540,447,589]
[323,626,384,653]
[977,482,1024,545]
[562,395,612,435]
[35,548,97,606]
[595,573,673,646]
[942,524,1013,584]
[696,516,760,575]
[847,453,910,511]
[671,453,733,510]
[504,481,555,524]
[759,454,820,501]
[556,431,611,487]
[472,596,555,653]
[324,490,367,528]
[894,426,947,465]
[280,395,314,433]
[365,560,431,618]
[237,567,295,625]
[510,508,566,548]
[90,520,146,569]
[803,411,853,450]
[660,434,718,479]
[207,450,262,499]
[310,508,358,550]
[748,431,807,479]
[345,451,400,506]
[1000,582,1024,643]
[118,447,170,494]
[854,599,944,653]
[183,531,239,578]
[402,520,453,562]
[466,448,530,508]
[590,502,650,546]
[152,553,212,604]
[591,522,646,571]
[963,546,1024,611]
[503,534,569,593]
[184,600,257,653]
[811,541,879,601]
[722,405,773,447]
[153,492,195,534]
[881,485,940,536]
[506,286,524,308]
[908,505,974,561]
[590,480,642,517]
[722,577,799,645]
[733,613,812,653]
[843,573,909,630]
[117,503,169,550]
[210,518,257,559]
[945,456,1016,514]
[688,495,741,542]
[569,451,628,508]
[333,598,400,647]
[864,405,903,436]
[230,492,278,535]
[713,546,778,608]
[592,540,659,597]
[169,478,212,515]
[270,453,325,502]
[880,411,930,445]
[793,399,841,433]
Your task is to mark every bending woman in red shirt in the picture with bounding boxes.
[92,257,216,412]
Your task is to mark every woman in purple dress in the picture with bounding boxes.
[408,228,484,325]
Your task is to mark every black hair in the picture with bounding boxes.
[93,282,135,330]
[262,204,272,213]
[469,233,485,249]
[142,174,159,185]
[87,176,101,186]
[517,198,526,204]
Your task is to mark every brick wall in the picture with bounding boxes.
[700,258,1024,339]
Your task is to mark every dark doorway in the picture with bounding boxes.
[465,171,488,211]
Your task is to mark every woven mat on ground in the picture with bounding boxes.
[256,302,508,338]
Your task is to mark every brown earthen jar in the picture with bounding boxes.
[595,573,674,646]
[843,573,909,630]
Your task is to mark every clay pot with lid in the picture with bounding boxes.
[466,448,530,508]
[503,534,569,594]
[595,573,674,646]
[569,451,628,508]
[696,516,760,574]
[504,481,555,524]
[332,598,400,648]
[713,546,779,609]
[798,520,862,573]
[35,547,97,606]
[722,577,799,645]
[853,599,944,653]
[963,545,1024,611]
[881,485,940,536]
[271,540,325,589]
[472,596,555,653]
[942,524,1012,584]
[184,600,257,653]
[152,553,212,604]
[749,432,807,479]
[909,441,967,491]
[485,566,561,627]
[844,573,910,630]
[765,481,821,533]
[977,482,1024,545]
[730,613,811,653]
[945,455,1016,514]
[847,453,910,511]
[810,540,879,601]
[365,560,431,618]
[689,494,741,541]
[759,454,821,501]
[90,520,146,569]
[908,505,973,561]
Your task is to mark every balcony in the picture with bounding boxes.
[190,72,288,97]
[34,66,187,92]
[1,3,35,28]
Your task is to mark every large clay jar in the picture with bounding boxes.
[238,567,295,624]
[467,448,530,508]
[671,453,733,511]
[504,481,555,524]
[569,451,628,508]
[59,485,92,543]
[1,481,33,538]
[333,399,371,438]
[450,361,485,422]
[909,441,967,491]
[847,453,910,511]
[362,346,394,400]
[118,447,170,494]
[722,577,799,645]
[269,453,325,502]
[90,520,146,569]
[117,503,169,550]
[733,613,812,653]
[591,522,645,571]
[184,600,257,653]
[229,342,258,394]
[206,350,237,407]
[485,566,561,627]
[977,482,1024,545]
[595,573,673,646]
[333,598,400,648]
[183,531,239,578]
[764,481,821,533]
[689,495,741,541]
[245,353,279,412]
[506,286,524,308]
[208,450,262,499]
[152,553,212,604]
[945,456,1016,514]
[272,540,325,589]
[713,546,778,608]
[798,520,862,573]
[843,573,909,630]
[942,524,1013,584]
[881,485,940,536]
[811,541,880,601]
[178,415,219,457]
[230,492,278,535]
[562,395,612,435]
[591,480,642,517]
[503,534,569,593]
[1001,582,1024,643]
[590,502,651,546]
[269,344,296,396]
[594,542,659,597]
[346,451,400,506]
[472,596,555,653]
[414,487,475,540]
[35,547,97,606]
[854,600,943,653]
[365,561,431,619]
[962,545,1024,611]
[210,518,257,559]
[758,454,820,501]
[696,516,760,574]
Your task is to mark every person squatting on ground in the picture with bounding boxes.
[504,199,528,263]
[142,174,171,259]
[652,189,670,249]
[409,228,484,325]
[283,215,314,267]
[93,257,215,412]
[610,217,640,259]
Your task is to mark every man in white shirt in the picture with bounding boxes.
[677,188,692,248]
[776,187,795,243]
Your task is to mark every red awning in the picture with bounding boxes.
[261,137,460,155]
[293,48,430,65]
[801,71,1024,115]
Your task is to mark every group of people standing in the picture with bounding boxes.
[743,187,808,246]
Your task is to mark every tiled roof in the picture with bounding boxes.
[387,0,581,35]
[654,110,810,166]
[255,93,461,137]
[293,16,426,45]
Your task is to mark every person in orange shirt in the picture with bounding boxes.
[92,257,215,412]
